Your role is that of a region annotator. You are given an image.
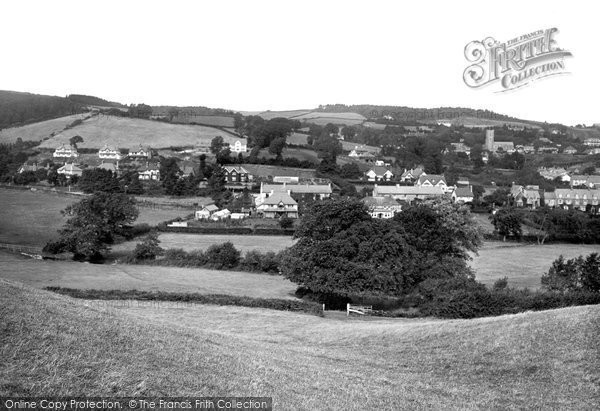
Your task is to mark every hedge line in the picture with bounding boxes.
[157,224,295,236]
[45,287,323,316]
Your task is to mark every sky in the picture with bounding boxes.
[0,0,597,126]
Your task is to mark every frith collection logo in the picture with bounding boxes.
[463,28,572,92]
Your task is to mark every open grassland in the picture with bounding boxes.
[0,252,296,299]
[1,280,598,409]
[291,111,366,126]
[471,242,600,289]
[112,233,296,256]
[0,188,188,246]
[0,114,88,144]
[37,115,243,150]
[172,115,234,127]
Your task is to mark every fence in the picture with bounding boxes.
[346,303,373,316]
[0,243,44,259]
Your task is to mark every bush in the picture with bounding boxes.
[240,250,281,274]
[278,216,294,229]
[133,231,163,260]
[542,253,600,293]
[205,241,240,269]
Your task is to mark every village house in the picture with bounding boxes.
[449,139,471,155]
[211,209,232,221]
[585,148,600,155]
[544,188,600,212]
[129,145,152,160]
[537,146,559,154]
[255,192,299,219]
[17,161,47,174]
[570,175,589,187]
[399,167,425,182]
[586,175,600,188]
[362,196,402,219]
[138,164,160,181]
[229,140,248,153]
[223,165,253,184]
[583,138,600,147]
[57,163,83,177]
[510,184,542,209]
[372,184,446,203]
[451,186,474,204]
[98,145,122,160]
[515,145,535,154]
[195,204,220,220]
[365,163,394,182]
[538,167,570,182]
[260,182,332,201]
[53,144,79,159]
[563,146,578,154]
[97,162,118,173]
[415,174,451,192]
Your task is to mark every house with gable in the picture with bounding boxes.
[545,188,600,212]
[223,165,253,185]
[98,144,122,160]
[365,162,394,182]
[57,163,83,177]
[255,192,298,219]
[195,204,219,220]
[399,166,425,182]
[451,186,474,204]
[415,174,451,192]
[362,196,402,219]
[510,184,542,209]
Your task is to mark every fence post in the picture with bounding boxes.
[322,303,325,312]
[346,303,350,316]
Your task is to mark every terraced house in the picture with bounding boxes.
[544,189,600,212]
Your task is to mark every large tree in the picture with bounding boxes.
[46,192,138,261]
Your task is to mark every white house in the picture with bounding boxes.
[451,186,474,204]
[211,209,231,221]
[53,145,79,159]
[415,174,451,192]
[138,165,160,181]
[229,140,248,153]
[365,165,394,182]
[256,192,298,218]
[362,196,402,219]
[98,145,122,160]
[400,167,425,182]
[129,145,152,159]
[195,204,219,220]
[57,163,83,177]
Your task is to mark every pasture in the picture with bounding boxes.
[0,251,296,299]
[0,114,88,144]
[1,279,598,409]
[0,188,188,246]
[37,115,243,150]
[112,233,296,256]
[471,242,600,289]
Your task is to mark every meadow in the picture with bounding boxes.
[0,251,296,299]
[37,115,243,150]
[1,279,598,409]
[471,241,600,289]
[0,188,188,246]
[112,233,296,256]
[0,113,88,144]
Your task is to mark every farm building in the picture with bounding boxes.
[195,204,219,220]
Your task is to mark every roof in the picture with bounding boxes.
[261,183,332,195]
[362,196,400,207]
[223,165,249,174]
[553,188,600,198]
[58,164,82,172]
[417,174,446,186]
[262,192,297,206]
[454,187,473,197]
[401,167,425,179]
[373,185,445,196]
[368,166,393,177]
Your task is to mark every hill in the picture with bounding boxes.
[0,90,83,130]
[66,94,125,108]
[1,279,598,408]
[37,115,244,150]
[0,113,89,144]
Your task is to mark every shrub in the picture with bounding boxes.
[493,277,509,291]
[542,253,600,293]
[240,250,281,274]
[131,223,152,237]
[133,231,163,260]
[278,216,294,229]
[205,241,240,269]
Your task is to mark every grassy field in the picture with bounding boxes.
[171,115,235,127]
[0,251,296,299]
[240,163,316,179]
[1,279,598,408]
[37,115,244,150]
[112,233,296,256]
[0,188,188,246]
[470,242,600,289]
[244,109,313,120]
[0,114,88,144]
[292,112,366,126]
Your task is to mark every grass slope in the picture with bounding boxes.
[0,114,88,144]
[1,279,598,409]
[37,115,244,150]
[0,251,297,299]
[0,188,188,246]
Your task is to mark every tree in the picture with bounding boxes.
[541,255,582,292]
[160,157,181,194]
[69,135,84,148]
[313,132,342,162]
[339,163,361,179]
[133,231,163,260]
[168,108,179,122]
[269,137,286,158]
[490,208,522,241]
[210,136,226,155]
[47,192,138,261]
[341,126,357,141]
[79,168,121,193]
[279,216,294,229]
[483,188,510,207]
